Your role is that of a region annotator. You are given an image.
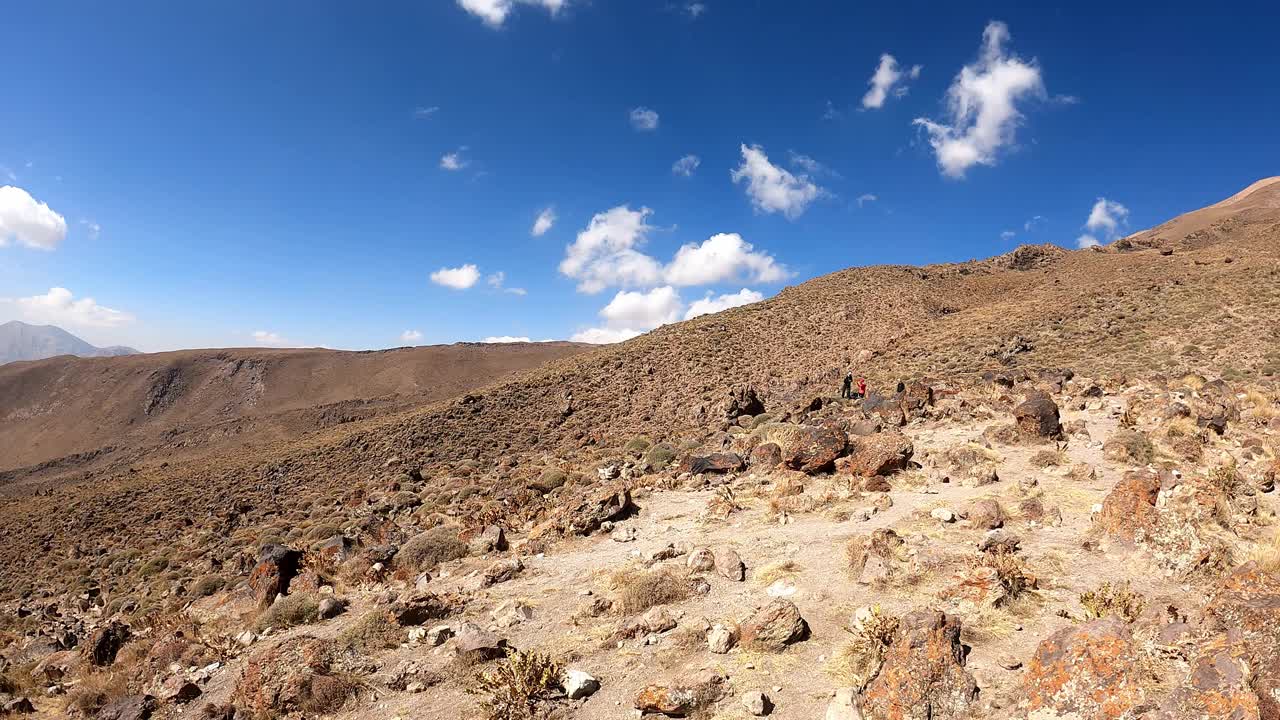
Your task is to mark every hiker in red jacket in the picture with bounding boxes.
[856,377,867,399]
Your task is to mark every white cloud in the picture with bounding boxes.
[672,154,701,177]
[559,206,790,294]
[1077,197,1129,248]
[559,206,663,294]
[856,193,878,208]
[629,107,660,132]
[1001,230,1017,241]
[685,2,707,18]
[431,263,481,289]
[482,335,532,343]
[913,21,1045,178]
[571,286,682,343]
[4,287,133,328]
[862,54,922,109]
[440,147,469,171]
[822,100,843,121]
[400,329,424,343]
[0,186,67,250]
[1024,215,1045,231]
[665,233,790,286]
[252,330,289,346]
[570,327,640,344]
[457,0,565,28]
[80,219,101,239]
[531,207,556,236]
[684,288,763,320]
[414,106,440,119]
[486,271,527,296]
[731,144,824,219]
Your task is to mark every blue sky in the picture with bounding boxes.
[2,1,1277,351]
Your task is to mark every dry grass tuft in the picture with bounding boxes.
[65,670,128,716]
[1080,581,1146,622]
[468,648,563,720]
[1247,532,1280,574]
[969,548,1034,603]
[336,610,401,653]
[752,560,800,585]
[827,606,899,691]
[298,673,361,715]
[610,567,695,615]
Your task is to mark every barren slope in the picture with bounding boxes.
[0,342,589,474]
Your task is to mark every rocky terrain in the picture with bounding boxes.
[1,179,1279,720]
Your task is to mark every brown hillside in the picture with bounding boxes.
[0,342,588,475]
[1,178,1279,600]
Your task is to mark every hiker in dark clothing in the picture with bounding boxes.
[841,372,853,399]
[896,381,906,394]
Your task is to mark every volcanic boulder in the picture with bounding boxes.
[1013,393,1061,439]
[861,610,978,720]
[1022,618,1146,720]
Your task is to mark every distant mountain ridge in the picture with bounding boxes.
[0,321,139,365]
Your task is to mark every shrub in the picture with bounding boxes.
[469,648,563,720]
[65,670,128,716]
[191,575,225,598]
[610,567,695,615]
[398,527,467,571]
[298,673,360,715]
[1104,429,1154,465]
[1247,532,1280,574]
[138,556,170,578]
[530,469,567,494]
[644,445,678,472]
[257,593,321,631]
[1209,459,1245,497]
[1080,582,1146,622]
[337,611,401,653]
[624,436,652,457]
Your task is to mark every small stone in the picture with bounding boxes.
[405,681,425,693]
[930,508,956,523]
[707,624,735,654]
[563,669,600,699]
[997,655,1022,670]
[317,596,345,619]
[612,527,638,543]
[715,548,746,581]
[427,624,454,646]
[687,547,716,572]
[825,688,864,719]
[741,690,771,716]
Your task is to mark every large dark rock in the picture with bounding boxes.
[248,544,302,608]
[1013,393,1061,438]
[837,432,913,477]
[725,386,765,420]
[861,610,977,720]
[759,422,848,474]
[1201,563,1280,719]
[676,452,746,475]
[84,621,131,667]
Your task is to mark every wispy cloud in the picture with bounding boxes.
[856,193,878,208]
[413,106,440,119]
[400,329,424,343]
[531,207,556,237]
[629,107,660,132]
[862,53,922,109]
[456,0,567,28]
[3,287,133,328]
[1076,197,1129,248]
[440,147,470,171]
[672,154,701,177]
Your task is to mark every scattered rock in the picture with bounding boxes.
[740,599,808,651]
[677,452,746,475]
[480,557,524,588]
[966,499,1004,529]
[563,669,600,700]
[317,596,345,620]
[930,508,956,523]
[715,548,746,581]
[760,422,849,474]
[686,547,716,572]
[1095,471,1159,542]
[741,690,771,716]
[707,623,736,654]
[95,695,157,720]
[426,625,454,646]
[453,623,508,662]
[824,688,864,720]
